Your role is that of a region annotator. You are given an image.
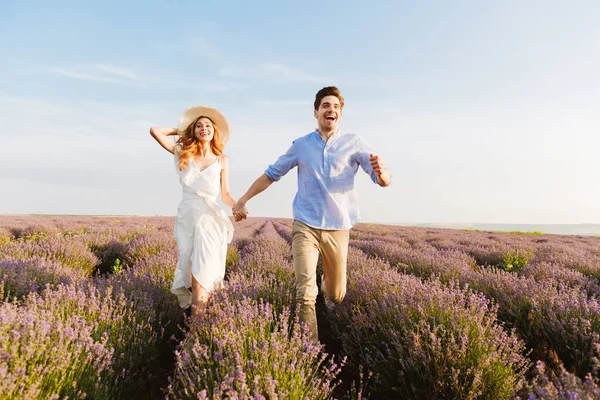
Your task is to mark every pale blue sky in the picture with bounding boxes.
[1,0,598,224]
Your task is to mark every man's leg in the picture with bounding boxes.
[292,220,320,343]
[320,229,350,305]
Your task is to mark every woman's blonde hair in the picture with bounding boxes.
[177,116,224,171]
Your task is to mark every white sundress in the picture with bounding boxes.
[171,150,234,309]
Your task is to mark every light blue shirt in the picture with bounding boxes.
[264,130,380,230]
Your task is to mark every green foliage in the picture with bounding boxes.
[112,258,124,275]
[509,230,543,235]
[62,228,87,238]
[0,235,10,247]
[499,250,531,272]
[226,246,239,267]
[90,240,128,276]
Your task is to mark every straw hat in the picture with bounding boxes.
[178,105,230,145]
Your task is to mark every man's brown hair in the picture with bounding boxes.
[314,86,345,111]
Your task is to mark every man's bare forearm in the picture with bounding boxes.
[377,170,392,187]
[238,174,273,205]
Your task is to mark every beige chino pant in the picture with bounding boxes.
[292,220,350,343]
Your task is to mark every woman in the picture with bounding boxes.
[150,105,236,316]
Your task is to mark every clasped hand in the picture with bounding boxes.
[232,202,248,221]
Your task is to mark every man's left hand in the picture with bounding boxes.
[369,153,392,186]
[369,153,386,175]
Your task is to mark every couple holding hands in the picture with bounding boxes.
[150,86,392,342]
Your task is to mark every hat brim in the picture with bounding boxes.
[178,105,230,145]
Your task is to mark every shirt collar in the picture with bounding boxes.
[314,129,340,143]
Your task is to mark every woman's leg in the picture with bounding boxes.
[191,276,210,317]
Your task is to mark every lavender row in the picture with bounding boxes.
[353,235,600,379]
[272,220,292,243]
[0,278,173,398]
[352,223,600,281]
[169,299,341,399]
[351,233,600,298]
[522,361,600,399]
[274,220,529,398]
[0,237,100,276]
[0,215,176,239]
[274,220,600,397]
[0,222,186,398]
[351,232,600,299]
[326,248,530,399]
[0,287,114,399]
[351,238,476,281]
[3,216,597,281]
[3,215,598,398]
[169,220,343,398]
[465,267,600,378]
[0,257,88,300]
[519,261,600,297]
[231,217,269,245]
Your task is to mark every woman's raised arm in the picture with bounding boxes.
[150,126,178,154]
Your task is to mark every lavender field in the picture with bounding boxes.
[1,215,600,399]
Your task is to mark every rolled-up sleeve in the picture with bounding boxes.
[264,141,298,182]
[354,138,379,184]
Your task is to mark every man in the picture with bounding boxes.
[233,86,392,343]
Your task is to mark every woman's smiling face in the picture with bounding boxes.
[194,117,215,142]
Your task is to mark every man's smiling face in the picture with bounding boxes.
[314,95,342,132]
